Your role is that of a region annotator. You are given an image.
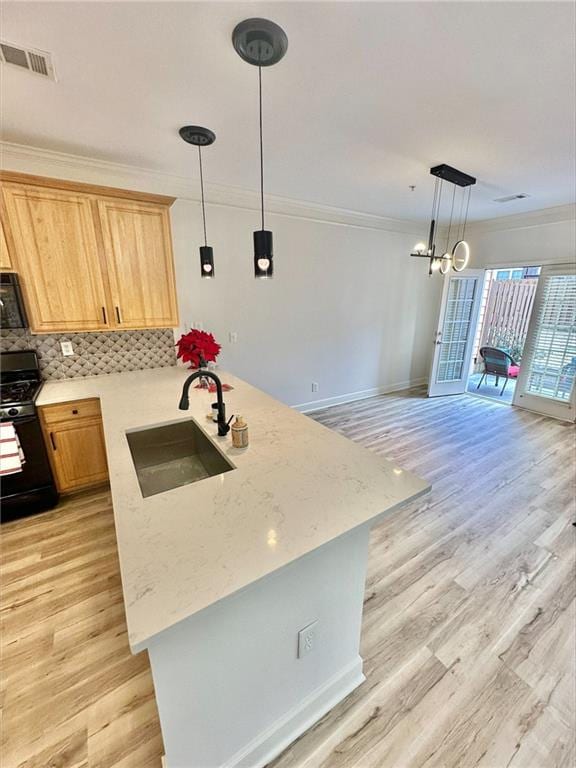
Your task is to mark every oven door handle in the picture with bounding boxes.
[5,415,38,426]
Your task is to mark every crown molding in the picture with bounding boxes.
[467,203,576,235]
[0,141,422,235]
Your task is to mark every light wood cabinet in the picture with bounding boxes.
[98,199,178,330]
[0,218,13,270]
[1,172,178,333]
[2,185,110,332]
[40,399,109,493]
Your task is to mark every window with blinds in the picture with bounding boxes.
[436,278,478,383]
[526,274,576,402]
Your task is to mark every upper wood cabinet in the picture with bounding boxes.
[0,172,178,334]
[0,218,13,270]
[98,199,178,330]
[3,184,110,332]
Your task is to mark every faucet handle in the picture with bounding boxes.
[218,415,234,437]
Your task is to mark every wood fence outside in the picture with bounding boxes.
[479,278,538,362]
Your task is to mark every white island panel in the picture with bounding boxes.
[150,526,370,768]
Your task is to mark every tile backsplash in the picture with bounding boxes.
[0,328,177,380]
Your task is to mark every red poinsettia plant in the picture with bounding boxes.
[176,328,221,369]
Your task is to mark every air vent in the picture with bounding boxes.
[0,41,56,80]
[493,193,530,203]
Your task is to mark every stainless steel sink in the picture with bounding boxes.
[126,419,235,498]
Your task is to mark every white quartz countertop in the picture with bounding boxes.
[37,367,430,652]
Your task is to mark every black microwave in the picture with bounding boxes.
[1,273,29,329]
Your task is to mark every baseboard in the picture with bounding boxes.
[294,378,426,413]
[221,656,365,768]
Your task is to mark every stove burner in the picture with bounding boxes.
[0,381,40,405]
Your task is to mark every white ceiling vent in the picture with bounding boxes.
[0,41,56,81]
[493,193,530,203]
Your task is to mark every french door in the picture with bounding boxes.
[513,264,576,422]
[428,270,485,397]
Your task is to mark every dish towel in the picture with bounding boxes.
[0,422,26,476]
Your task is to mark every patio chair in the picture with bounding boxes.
[477,347,520,396]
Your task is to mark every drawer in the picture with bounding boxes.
[40,398,102,425]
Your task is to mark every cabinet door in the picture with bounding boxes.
[2,185,110,333]
[0,218,12,270]
[45,418,109,492]
[98,199,179,329]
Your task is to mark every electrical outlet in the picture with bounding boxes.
[60,341,74,357]
[311,382,319,393]
[297,621,318,658]
[229,331,238,344]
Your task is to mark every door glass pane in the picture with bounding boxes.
[437,278,478,383]
[526,275,576,401]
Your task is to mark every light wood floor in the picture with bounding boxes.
[1,389,574,768]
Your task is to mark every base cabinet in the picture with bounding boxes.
[39,399,109,493]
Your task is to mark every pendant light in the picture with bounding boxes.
[232,18,288,278]
[179,125,216,278]
[411,164,475,276]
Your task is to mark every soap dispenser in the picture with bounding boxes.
[231,416,249,448]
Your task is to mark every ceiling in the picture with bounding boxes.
[1,1,575,222]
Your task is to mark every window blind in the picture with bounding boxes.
[526,274,576,402]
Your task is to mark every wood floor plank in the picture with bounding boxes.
[2,387,574,768]
[14,727,88,768]
[271,390,575,768]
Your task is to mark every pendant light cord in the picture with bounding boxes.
[258,65,265,231]
[428,177,439,251]
[458,186,466,242]
[445,184,456,251]
[462,185,471,240]
[198,145,208,247]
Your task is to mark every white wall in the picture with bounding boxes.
[172,200,440,407]
[2,143,442,409]
[468,204,576,269]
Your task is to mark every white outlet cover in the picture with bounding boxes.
[60,341,74,357]
[297,620,318,659]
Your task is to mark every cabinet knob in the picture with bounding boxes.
[72,409,78,415]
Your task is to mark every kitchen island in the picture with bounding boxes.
[37,367,429,768]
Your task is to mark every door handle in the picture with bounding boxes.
[102,306,107,324]
[115,306,122,324]
[49,431,57,450]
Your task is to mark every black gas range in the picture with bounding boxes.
[1,351,59,521]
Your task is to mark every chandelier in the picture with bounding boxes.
[411,164,476,276]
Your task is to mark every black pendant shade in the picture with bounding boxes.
[200,245,215,278]
[254,230,273,278]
